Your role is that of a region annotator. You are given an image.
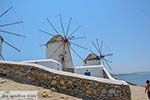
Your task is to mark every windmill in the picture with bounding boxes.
[0,6,25,60]
[40,14,87,69]
[84,39,113,70]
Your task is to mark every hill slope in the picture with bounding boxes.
[0,77,81,100]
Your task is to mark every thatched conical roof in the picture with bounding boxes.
[46,35,64,44]
[84,53,100,61]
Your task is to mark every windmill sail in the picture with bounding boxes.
[40,15,87,69]
[84,39,113,70]
[0,6,24,60]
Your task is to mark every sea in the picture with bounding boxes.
[114,72,150,86]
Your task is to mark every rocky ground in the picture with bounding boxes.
[0,77,148,100]
[0,77,81,100]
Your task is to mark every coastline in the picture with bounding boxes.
[113,72,150,87]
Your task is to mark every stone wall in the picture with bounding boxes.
[63,68,74,73]
[0,62,131,100]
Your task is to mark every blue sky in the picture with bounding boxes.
[0,0,150,74]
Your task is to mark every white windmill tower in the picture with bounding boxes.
[40,15,86,71]
[84,39,113,70]
[0,7,25,60]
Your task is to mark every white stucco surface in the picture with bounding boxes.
[75,65,117,80]
[75,65,104,77]
[46,41,73,68]
[84,60,100,66]
[22,59,62,70]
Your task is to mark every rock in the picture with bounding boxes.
[108,88,116,94]
[67,80,73,85]
[85,89,92,95]
[47,75,52,80]
[60,79,65,85]
[60,96,65,99]
[2,69,9,74]
[94,82,99,87]
[0,80,7,84]
[51,80,57,85]
[61,86,66,90]
[92,89,97,96]
[101,89,107,94]
[116,89,121,93]
[51,87,56,92]
[53,76,57,79]
[42,91,49,98]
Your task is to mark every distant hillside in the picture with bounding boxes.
[113,71,150,76]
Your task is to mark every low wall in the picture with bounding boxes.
[0,61,131,100]
[63,68,74,73]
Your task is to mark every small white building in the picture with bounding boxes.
[75,65,104,77]
[22,59,62,70]
[74,65,115,80]
[74,53,115,80]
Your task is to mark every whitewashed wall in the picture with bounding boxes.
[84,60,101,66]
[23,59,62,70]
[74,65,104,78]
[46,42,73,68]
[75,65,116,80]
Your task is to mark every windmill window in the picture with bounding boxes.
[62,57,65,61]
[84,60,87,64]
[84,70,91,76]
